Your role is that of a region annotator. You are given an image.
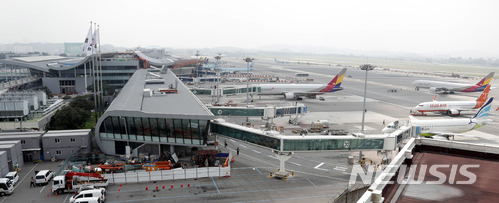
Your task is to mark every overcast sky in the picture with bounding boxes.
[2,0,499,57]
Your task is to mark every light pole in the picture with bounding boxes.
[243,57,254,123]
[195,50,200,79]
[360,64,375,133]
[214,54,223,104]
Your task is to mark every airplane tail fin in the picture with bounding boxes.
[475,72,495,87]
[472,97,493,119]
[474,85,491,109]
[433,95,437,101]
[249,61,254,70]
[320,68,347,93]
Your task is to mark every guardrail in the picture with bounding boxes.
[357,137,416,203]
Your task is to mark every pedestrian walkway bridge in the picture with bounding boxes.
[208,104,307,124]
[210,119,413,152]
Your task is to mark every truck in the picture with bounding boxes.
[52,172,109,195]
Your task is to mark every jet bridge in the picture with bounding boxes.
[208,104,307,125]
[210,119,414,178]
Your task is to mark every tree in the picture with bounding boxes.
[38,86,53,99]
[70,96,95,111]
[49,106,89,130]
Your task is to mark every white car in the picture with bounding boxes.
[35,170,54,185]
[5,172,18,185]
[70,189,105,203]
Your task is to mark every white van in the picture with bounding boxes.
[73,196,101,203]
[0,178,13,196]
[5,172,18,185]
[35,170,54,185]
[70,189,105,203]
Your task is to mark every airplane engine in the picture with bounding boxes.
[429,87,443,93]
[284,92,295,100]
[447,109,460,116]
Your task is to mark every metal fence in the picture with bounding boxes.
[104,166,231,184]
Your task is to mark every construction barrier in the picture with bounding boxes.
[104,166,231,184]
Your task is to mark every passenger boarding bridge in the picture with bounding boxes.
[210,119,414,178]
[209,103,307,125]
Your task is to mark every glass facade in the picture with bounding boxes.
[282,138,384,151]
[210,123,280,150]
[210,108,264,116]
[99,116,209,145]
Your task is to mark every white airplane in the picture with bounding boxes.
[274,58,290,64]
[412,72,494,94]
[411,85,491,116]
[383,97,494,139]
[257,68,346,100]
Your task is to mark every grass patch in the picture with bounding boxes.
[83,114,97,129]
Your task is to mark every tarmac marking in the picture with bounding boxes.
[39,185,45,193]
[334,166,348,171]
[314,162,328,171]
[251,150,261,154]
[211,177,221,194]
[306,178,317,187]
[289,161,302,166]
[267,155,278,160]
[63,194,70,203]
[314,162,324,168]
[240,145,248,148]
[254,168,262,175]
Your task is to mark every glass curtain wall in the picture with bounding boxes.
[99,116,208,145]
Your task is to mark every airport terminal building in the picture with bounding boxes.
[95,69,214,156]
[0,50,178,94]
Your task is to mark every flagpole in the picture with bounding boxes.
[98,25,104,117]
[90,21,97,119]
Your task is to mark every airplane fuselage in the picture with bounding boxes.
[412,101,478,114]
[258,84,342,96]
[411,118,487,137]
[412,80,487,92]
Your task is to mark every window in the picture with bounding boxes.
[56,150,61,155]
[70,138,76,143]
[55,138,60,143]
[21,140,26,145]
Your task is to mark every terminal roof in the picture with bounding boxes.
[107,69,214,119]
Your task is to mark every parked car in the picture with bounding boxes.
[70,189,105,203]
[0,178,13,196]
[35,170,53,185]
[5,172,18,185]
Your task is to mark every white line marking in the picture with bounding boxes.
[39,185,45,193]
[251,150,261,154]
[314,162,324,169]
[314,162,328,171]
[289,162,301,166]
[240,145,248,148]
[267,155,278,159]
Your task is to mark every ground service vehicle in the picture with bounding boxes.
[52,172,108,195]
